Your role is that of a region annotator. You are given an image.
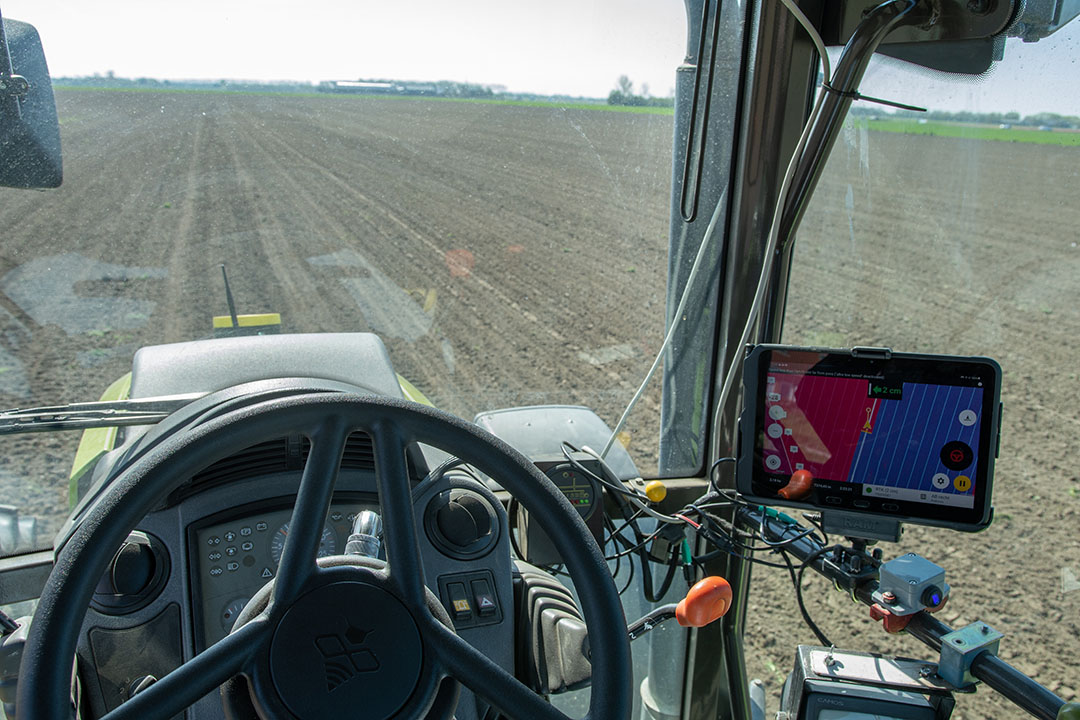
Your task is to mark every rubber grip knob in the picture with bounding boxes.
[644,480,667,503]
[675,576,733,628]
[778,469,813,500]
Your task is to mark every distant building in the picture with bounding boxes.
[318,80,395,94]
[398,82,438,95]
[318,79,438,96]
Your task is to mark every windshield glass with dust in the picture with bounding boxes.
[0,1,687,550]
[748,24,1080,718]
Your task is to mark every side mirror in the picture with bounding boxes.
[0,13,62,189]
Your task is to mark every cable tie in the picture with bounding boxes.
[820,82,927,112]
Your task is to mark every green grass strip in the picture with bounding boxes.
[860,118,1080,147]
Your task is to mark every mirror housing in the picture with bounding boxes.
[0,14,62,189]
[1006,0,1080,41]
[821,0,1079,74]
[818,0,1017,74]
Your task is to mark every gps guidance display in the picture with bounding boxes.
[738,347,1000,531]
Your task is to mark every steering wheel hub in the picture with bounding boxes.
[269,580,423,719]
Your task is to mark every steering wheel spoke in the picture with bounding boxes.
[371,421,428,607]
[101,617,270,720]
[422,615,574,720]
[271,415,350,608]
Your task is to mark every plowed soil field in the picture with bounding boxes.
[0,90,1077,718]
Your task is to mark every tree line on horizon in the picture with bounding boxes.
[850,104,1079,129]
[607,75,675,108]
[51,74,495,99]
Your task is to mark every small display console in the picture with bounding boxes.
[738,345,1000,532]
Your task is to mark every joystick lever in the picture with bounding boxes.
[627,576,733,641]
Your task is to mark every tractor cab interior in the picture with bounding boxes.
[0,1,1078,719]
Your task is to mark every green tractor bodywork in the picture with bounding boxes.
[67,371,434,509]
[68,373,132,508]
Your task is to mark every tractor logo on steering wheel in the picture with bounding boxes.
[314,625,380,692]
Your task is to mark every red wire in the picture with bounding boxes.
[674,513,701,529]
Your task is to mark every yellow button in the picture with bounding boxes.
[953,475,971,492]
[645,480,667,503]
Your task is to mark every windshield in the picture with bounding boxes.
[744,27,1080,719]
[0,1,688,549]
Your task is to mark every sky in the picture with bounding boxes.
[3,0,1079,115]
[2,0,689,98]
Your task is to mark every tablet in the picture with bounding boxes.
[737,345,1001,531]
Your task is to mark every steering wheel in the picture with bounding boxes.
[18,392,633,720]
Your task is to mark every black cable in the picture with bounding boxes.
[691,506,779,554]
[618,546,636,595]
[651,550,681,600]
[589,458,686,603]
[688,504,821,572]
[688,500,835,644]
[709,456,737,493]
[560,441,650,502]
[603,514,623,584]
[622,523,666,602]
[606,527,663,560]
[607,507,645,537]
[694,500,822,555]
[603,476,665,603]
[606,521,651,555]
[758,511,820,548]
[693,546,793,569]
[611,536,622,582]
[802,512,830,547]
[541,563,571,578]
[781,547,833,646]
[691,510,773,560]
[689,513,793,568]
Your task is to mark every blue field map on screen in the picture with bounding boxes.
[848,382,982,493]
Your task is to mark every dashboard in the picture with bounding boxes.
[190,498,378,648]
[77,461,516,720]
[62,339,522,719]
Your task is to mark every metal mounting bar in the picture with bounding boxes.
[0,74,29,100]
[742,506,1069,720]
[776,0,923,258]
[763,0,927,334]
[938,622,1004,688]
[627,603,679,641]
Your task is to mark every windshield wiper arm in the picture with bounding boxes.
[0,393,207,435]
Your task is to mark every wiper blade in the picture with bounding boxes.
[0,393,206,435]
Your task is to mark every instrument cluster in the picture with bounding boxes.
[190,498,377,647]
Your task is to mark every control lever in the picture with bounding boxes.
[0,505,36,555]
[344,510,383,559]
[627,576,732,641]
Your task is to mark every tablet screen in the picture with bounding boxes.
[738,347,1000,530]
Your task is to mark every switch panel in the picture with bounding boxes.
[471,578,497,617]
[437,570,502,629]
[447,582,473,621]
